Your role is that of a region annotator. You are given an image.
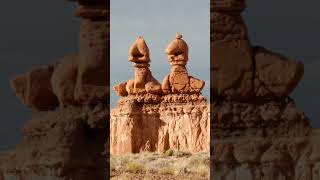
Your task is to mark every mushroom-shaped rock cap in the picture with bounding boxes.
[165,33,189,63]
[129,36,150,63]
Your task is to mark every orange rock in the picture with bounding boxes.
[161,75,171,94]
[75,19,109,103]
[110,93,209,154]
[10,66,58,111]
[113,82,128,97]
[114,37,162,96]
[145,73,162,94]
[254,46,304,98]
[162,34,205,94]
[189,76,205,93]
[51,54,79,105]
[129,36,150,63]
[211,40,253,99]
[165,33,189,65]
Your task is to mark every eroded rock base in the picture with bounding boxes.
[110,94,209,155]
[0,105,108,180]
[210,99,320,180]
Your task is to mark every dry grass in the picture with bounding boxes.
[110,150,209,179]
[159,166,176,175]
[124,161,146,173]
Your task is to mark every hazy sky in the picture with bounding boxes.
[110,0,211,107]
[0,0,319,151]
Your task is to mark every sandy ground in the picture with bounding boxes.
[111,170,208,180]
[110,151,209,180]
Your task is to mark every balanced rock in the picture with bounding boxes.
[129,36,150,63]
[10,65,58,111]
[113,36,162,96]
[111,35,209,154]
[162,34,205,94]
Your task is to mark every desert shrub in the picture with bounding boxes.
[188,153,209,166]
[194,164,209,177]
[164,149,174,156]
[159,166,176,175]
[174,150,192,157]
[124,161,146,173]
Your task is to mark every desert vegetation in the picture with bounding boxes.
[110,150,209,180]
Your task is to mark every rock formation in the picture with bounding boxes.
[211,0,303,100]
[113,36,162,96]
[10,65,58,111]
[162,34,205,94]
[1,0,109,179]
[211,0,319,179]
[111,35,210,155]
[74,0,109,103]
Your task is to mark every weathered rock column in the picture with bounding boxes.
[210,1,314,180]
[211,0,254,99]
[73,0,110,103]
[162,34,205,94]
[160,34,209,153]
[111,37,162,155]
[1,1,110,179]
[111,35,210,154]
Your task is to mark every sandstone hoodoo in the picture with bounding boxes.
[111,35,210,155]
[0,0,109,179]
[113,36,162,96]
[74,0,109,104]
[211,0,319,179]
[162,34,205,94]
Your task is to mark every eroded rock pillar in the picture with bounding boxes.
[211,0,254,99]
[74,0,110,103]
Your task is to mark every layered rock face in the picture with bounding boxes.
[211,0,319,179]
[111,35,209,154]
[211,0,303,100]
[1,0,109,179]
